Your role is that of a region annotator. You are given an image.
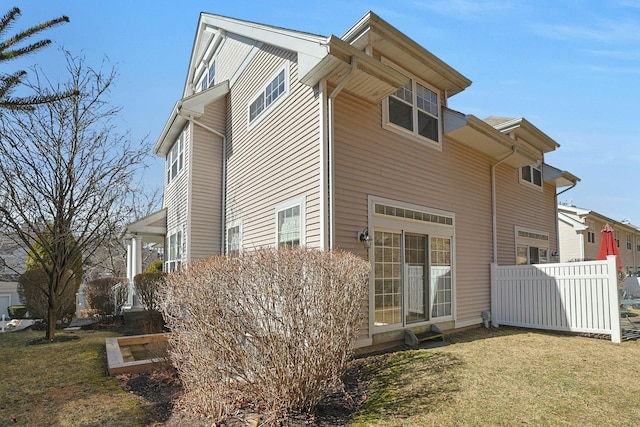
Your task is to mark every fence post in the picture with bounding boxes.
[607,255,621,343]
[491,262,499,327]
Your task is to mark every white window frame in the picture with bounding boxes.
[627,234,632,251]
[248,62,290,129]
[515,226,550,265]
[199,59,216,92]
[275,196,305,247]
[226,219,243,256]
[166,127,185,186]
[165,228,183,272]
[519,161,543,191]
[382,59,442,149]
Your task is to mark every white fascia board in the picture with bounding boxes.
[154,81,230,157]
[558,211,587,231]
[199,14,328,76]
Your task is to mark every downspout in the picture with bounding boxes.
[326,56,357,250]
[555,182,577,261]
[491,147,517,263]
[177,107,227,254]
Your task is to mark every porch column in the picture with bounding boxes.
[125,239,134,309]
[131,235,143,310]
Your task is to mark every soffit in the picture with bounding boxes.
[300,35,409,103]
[444,109,541,168]
[342,12,471,97]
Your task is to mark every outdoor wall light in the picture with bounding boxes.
[358,228,372,249]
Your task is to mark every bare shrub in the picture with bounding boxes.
[84,277,129,317]
[159,247,369,423]
[134,272,165,311]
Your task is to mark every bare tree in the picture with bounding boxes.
[0,7,76,110]
[0,52,152,340]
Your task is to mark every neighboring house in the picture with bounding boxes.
[558,204,640,276]
[125,11,578,349]
[0,234,27,318]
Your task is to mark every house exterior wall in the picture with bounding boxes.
[494,166,558,265]
[164,124,191,259]
[558,218,583,262]
[188,101,226,259]
[332,91,496,339]
[224,44,321,249]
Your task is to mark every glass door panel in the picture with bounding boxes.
[430,237,452,318]
[374,231,402,326]
[404,233,428,324]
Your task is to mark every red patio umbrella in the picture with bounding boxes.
[596,224,622,272]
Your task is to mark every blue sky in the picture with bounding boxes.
[11,1,640,224]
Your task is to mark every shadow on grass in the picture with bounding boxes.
[352,349,462,425]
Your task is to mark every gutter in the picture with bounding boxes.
[176,105,227,254]
[491,147,517,263]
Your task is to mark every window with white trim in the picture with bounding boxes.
[199,60,216,92]
[275,197,305,247]
[515,227,549,265]
[249,64,288,126]
[383,64,441,145]
[614,230,620,248]
[627,234,632,250]
[587,223,596,244]
[166,229,183,272]
[166,128,185,185]
[520,162,542,188]
[227,220,242,256]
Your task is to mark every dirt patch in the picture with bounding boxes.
[120,358,370,426]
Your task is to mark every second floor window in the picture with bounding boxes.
[385,76,440,145]
[627,234,632,250]
[166,130,185,185]
[520,163,542,188]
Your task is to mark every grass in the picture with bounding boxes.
[3,323,640,426]
[352,326,640,426]
[0,329,154,427]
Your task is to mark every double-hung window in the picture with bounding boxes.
[627,234,632,251]
[166,129,185,185]
[520,162,543,188]
[166,230,183,272]
[384,65,441,146]
[275,197,305,247]
[248,64,289,126]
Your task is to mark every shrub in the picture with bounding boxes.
[134,272,165,311]
[145,259,164,273]
[84,277,129,317]
[7,305,28,319]
[159,247,369,423]
[18,267,76,322]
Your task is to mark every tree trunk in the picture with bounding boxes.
[46,279,57,341]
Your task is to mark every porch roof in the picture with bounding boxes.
[124,208,166,245]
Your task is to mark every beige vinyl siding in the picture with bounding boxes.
[558,219,584,262]
[164,125,190,253]
[216,35,256,83]
[332,91,495,335]
[225,44,321,249]
[188,101,226,259]
[494,165,558,265]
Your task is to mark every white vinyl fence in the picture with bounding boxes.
[491,255,621,343]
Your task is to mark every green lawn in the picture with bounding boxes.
[3,325,640,426]
[0,330,154,427]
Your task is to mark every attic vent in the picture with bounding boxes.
[517,230,549,241]
[374,203,453,226]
